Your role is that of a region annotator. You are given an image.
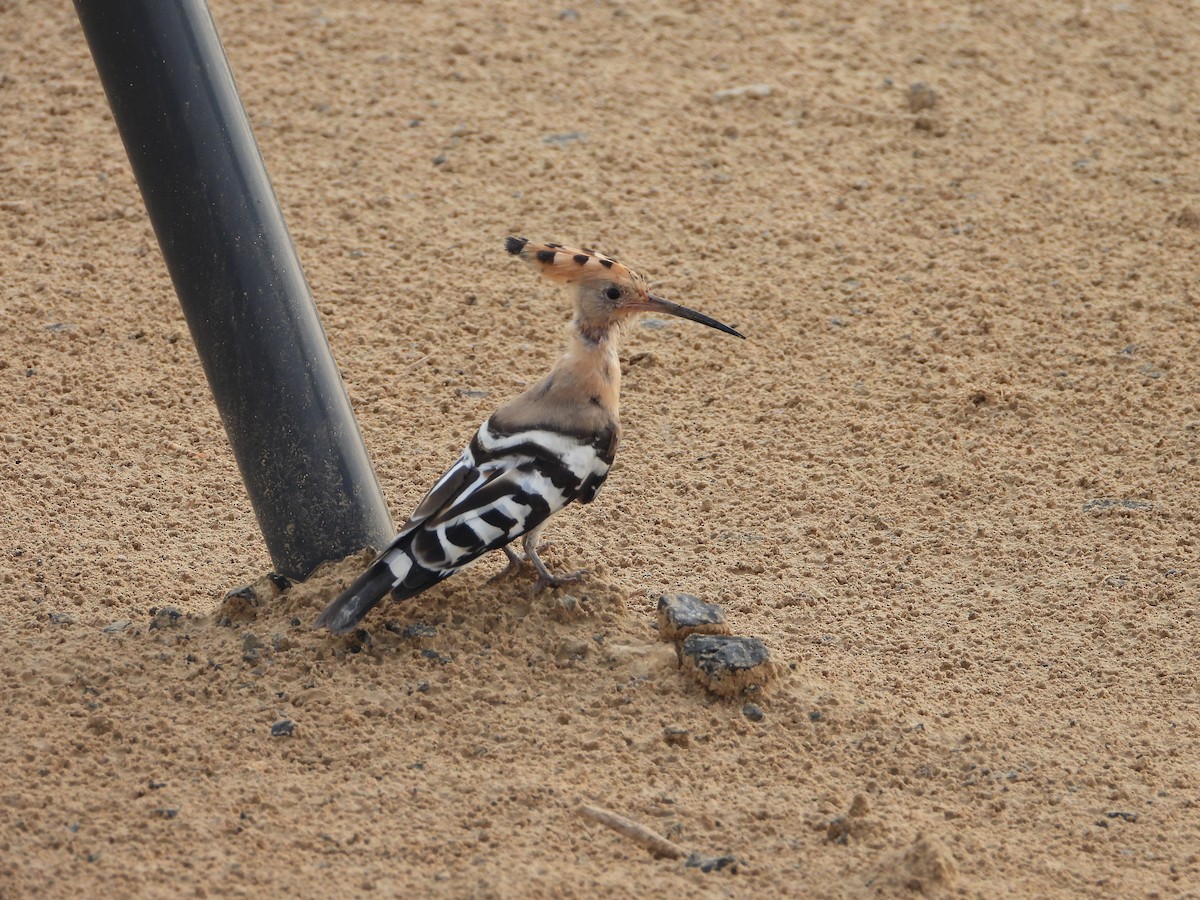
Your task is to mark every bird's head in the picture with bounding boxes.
[505,236,744,342]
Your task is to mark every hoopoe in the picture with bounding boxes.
[314,237,743,634]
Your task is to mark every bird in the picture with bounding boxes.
[314,236,743,634]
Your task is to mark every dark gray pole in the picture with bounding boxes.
[74,0,395,580]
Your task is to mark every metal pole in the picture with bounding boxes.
[74,0,395,580]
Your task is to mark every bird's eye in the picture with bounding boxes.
[605,286,622,301]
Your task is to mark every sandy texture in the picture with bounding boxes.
[2,0,1198,896]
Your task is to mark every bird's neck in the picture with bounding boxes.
[489,317,622,437]
[552,317,622,416]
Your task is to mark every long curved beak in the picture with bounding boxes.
[640,293,745,338]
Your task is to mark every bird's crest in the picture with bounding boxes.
[505,236,648,295]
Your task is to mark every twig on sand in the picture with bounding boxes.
[578,804,687,860]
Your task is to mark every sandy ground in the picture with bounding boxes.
[2,0,1199,896]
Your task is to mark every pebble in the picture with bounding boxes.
[657,594,730,642]
[681,634,776,697]
[713,83,773,101]
[556,637,591,664]
[663,727,690,748]
[1173,206,1200,229]
[103,620,131,634]
[742,702,765,722]
[685,853,739,873]
[554,594,579,617]
[542,131,588,145]
[242,632,264,663]
[270,720,296,738]
[148,606,182,630]
[906,82,937,112]
[223,584,257,603]
[48,612,75,625]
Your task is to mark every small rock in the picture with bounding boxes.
[906,82,937,112]
[542,131,587,145]
[242,632,264,663]
[348,629,373,654]
[270,720,296,738]
[559,8,580,20]
[553,594,580,618]
[1106,811,1138,823]
[681,635,776,697]
[103,620,131,634]
[657,594,730,642]
[401,623,438,640]
[219,574,285,624]
[270,632,293,651]
[1171,206,1200,229]
[742,702,765,722]
[224,584,257,603]
[663,727,690,748]
[825,816,854,844]
[713,83,773,101]
[267,573,292,592]
[152,808,178,820]
[556,637,590,664]
[48,612,75,625]
[849,794,871,817]
[685,853,739,873]
[148,606,182,630]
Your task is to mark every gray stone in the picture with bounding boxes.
[657,594,729,642]
[907,82,937,112]
[681,634,776,697]
[742,702,765,722]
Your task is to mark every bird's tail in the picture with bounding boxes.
[314,547,414,635]
[315,540,454,634]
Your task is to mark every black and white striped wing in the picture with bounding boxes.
[314,419,615,634]
[403,419,616,574]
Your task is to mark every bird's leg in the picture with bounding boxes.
[497,543,526,578]
[523,524,587,591]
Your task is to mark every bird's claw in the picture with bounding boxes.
[532,568,588,593]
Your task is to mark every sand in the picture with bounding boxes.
[2,0,1198,896]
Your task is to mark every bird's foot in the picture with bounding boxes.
[532,568,589,593]
[527,544,588,592]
